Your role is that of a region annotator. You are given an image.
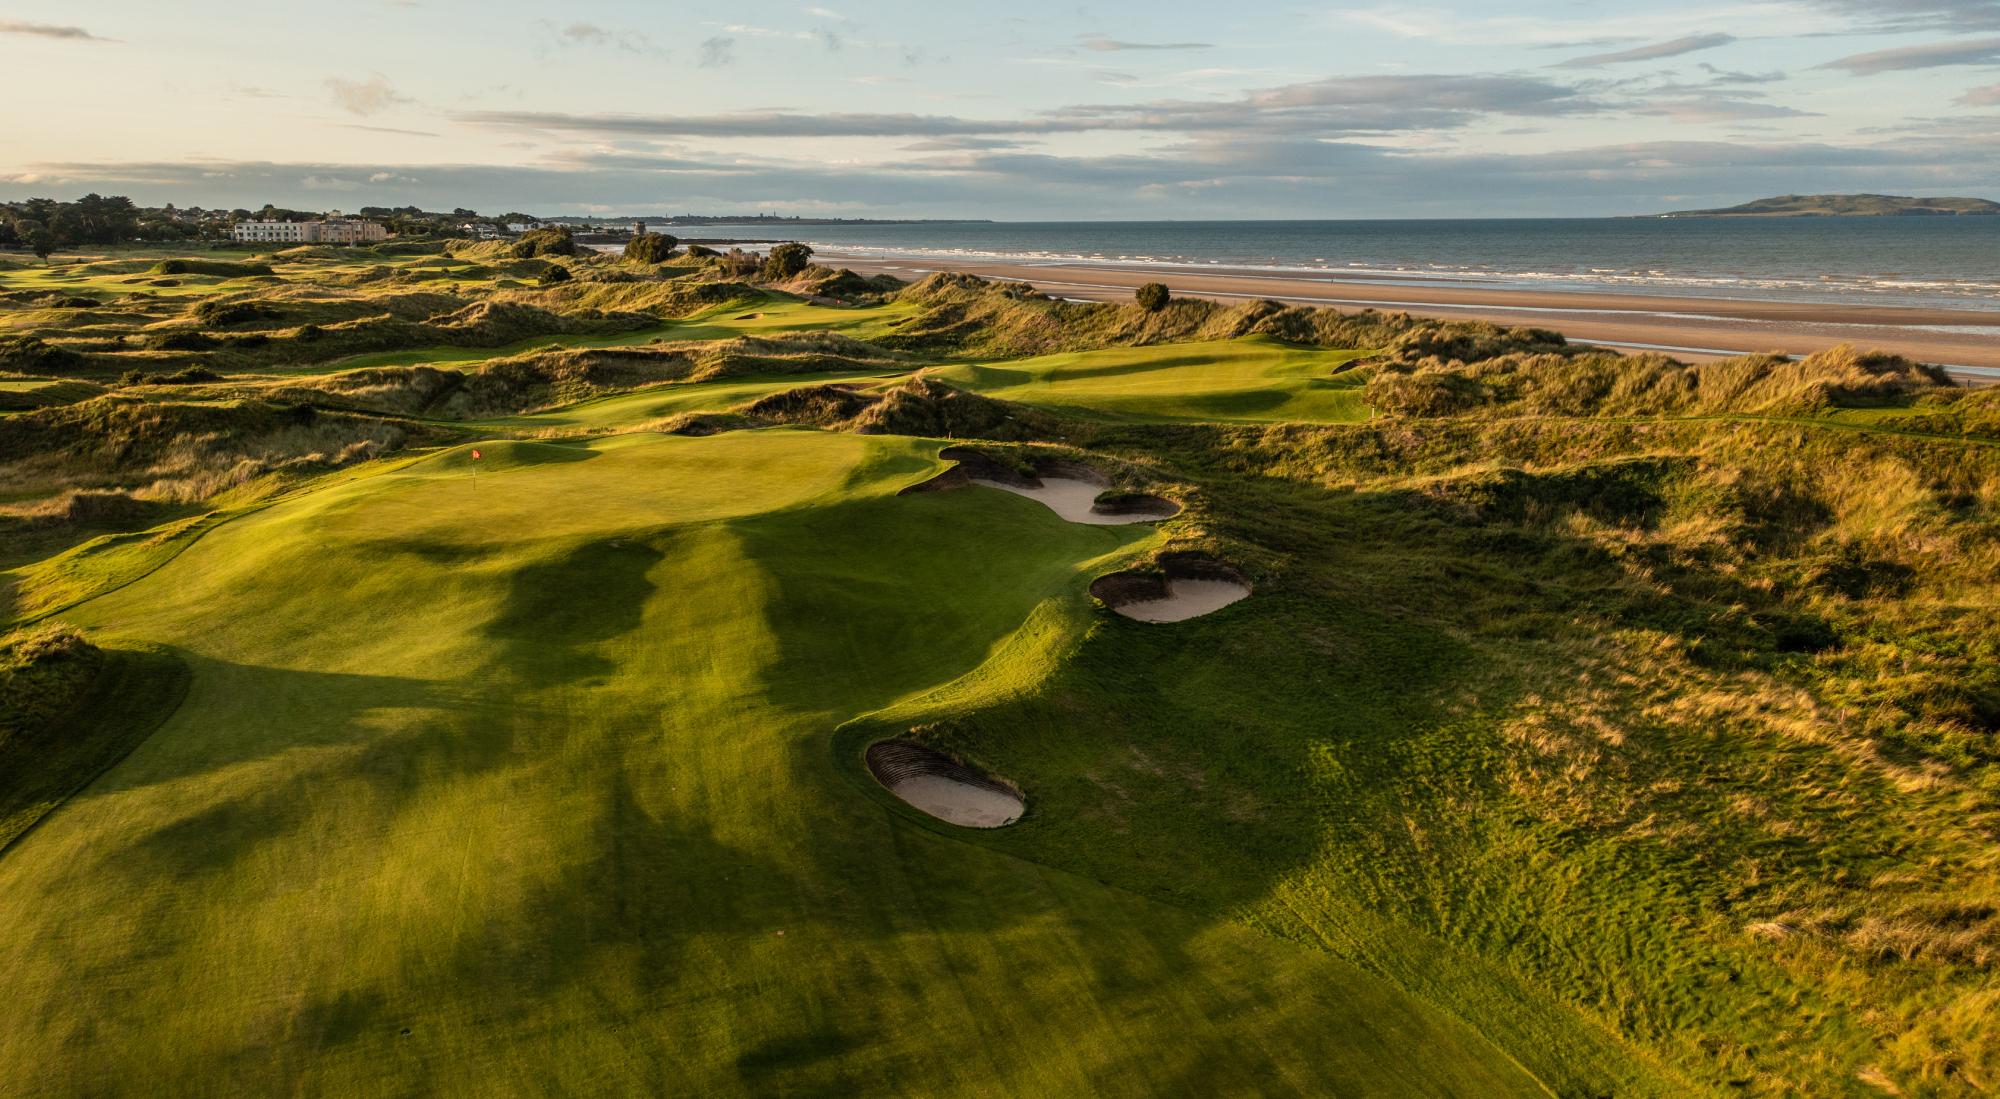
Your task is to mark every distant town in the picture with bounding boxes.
[0,194,987,257]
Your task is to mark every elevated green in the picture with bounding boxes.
[930,335,1373,423]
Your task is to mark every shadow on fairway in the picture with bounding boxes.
[483,537,666,687]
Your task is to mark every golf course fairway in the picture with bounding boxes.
[0,430,1545,1096]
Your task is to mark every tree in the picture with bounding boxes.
[22,221,56,263]
[512,225,577,258]
[760,241,813,281]
[624,232,680,264]
[1135,282,1171,312]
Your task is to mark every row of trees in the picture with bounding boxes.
[0,194,247,260]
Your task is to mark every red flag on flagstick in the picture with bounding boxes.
[471,449,482,460]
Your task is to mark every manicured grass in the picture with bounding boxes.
[928,335,1374,423]
[0,430,1553,1096]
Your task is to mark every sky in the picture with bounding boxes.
[2,0,1998,219]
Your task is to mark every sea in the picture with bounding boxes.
[665,217,2000,313]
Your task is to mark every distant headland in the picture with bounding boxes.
[1650,193,2000,218]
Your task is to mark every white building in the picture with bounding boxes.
[231,218,389,245]
[231,220,314,243]
[505,221,544,234]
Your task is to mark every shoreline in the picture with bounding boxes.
[821,251,2000,383]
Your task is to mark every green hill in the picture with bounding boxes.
[1656,192,2000,217]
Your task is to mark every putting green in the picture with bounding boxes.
[0,429,1544,1096]
[929,335,1374,423]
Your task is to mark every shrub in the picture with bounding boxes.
[0,335,87,374]
[149,258,274,278]
[511,226,577,258]
[685,244,720,259]
[193,300,281,326]
[119,367,223,386]
[0,624,104,744]
[625,232,680,264]
[1135,282,1171,312]
[540,264,573,285]
[761,242,814,281]
[143,330,220,352]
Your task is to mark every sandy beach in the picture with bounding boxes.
[820,251,2000,383]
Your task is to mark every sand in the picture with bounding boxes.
[883,775,1024,828]
[971,476,1168,525]
[827,252,2000,382]
[866,741,1025,828]
[1111,579,1252,623]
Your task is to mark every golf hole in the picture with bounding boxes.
[866,741,1024,828]
[1091,559,1251,623]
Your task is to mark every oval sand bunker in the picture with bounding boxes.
[866,741,1024,828]
[1091,566,1252,623]
[1110,579,1251,622]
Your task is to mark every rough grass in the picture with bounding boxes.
[0,624,187,851]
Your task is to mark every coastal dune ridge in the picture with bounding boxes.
[815,252,2000,381]
[639,216,2000,380]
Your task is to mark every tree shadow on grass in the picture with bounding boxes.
[481,536,665,688]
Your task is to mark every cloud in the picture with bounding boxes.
[900,136,1030,151]
[699,36,735,67]
[0,20,110,41]
[1077,36,1213,51]
[1959,82,2000,104]
[325,75,415,116]
[555,21,657,54]
[335,123,442,138]
[1819,36,2000,74]
[1810,0,2000,31]
[8,125,1997,219]
[1558,33,1736,68]
[459,73,1598,142]
[1633,97,1817,123]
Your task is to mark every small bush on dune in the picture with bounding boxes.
[760,242,814,281]
[624,232,680,264]
[685,244,721,259]
[0,335,88,374]
[0,624,104,744]
[539,264,573,285]
[715,249,761,279]
[511,226,577,259]
[1135,282,1171,312]
[192,300,282,327]
[149,259,274,278]
[143,330,220,352]
[118,367,223,387]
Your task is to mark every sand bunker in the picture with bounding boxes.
[920,448,1179,525]
[970,475,1168,526]
[1091,562,1251,623]
[866,741,1024,828]
[1109,579,1250,622]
